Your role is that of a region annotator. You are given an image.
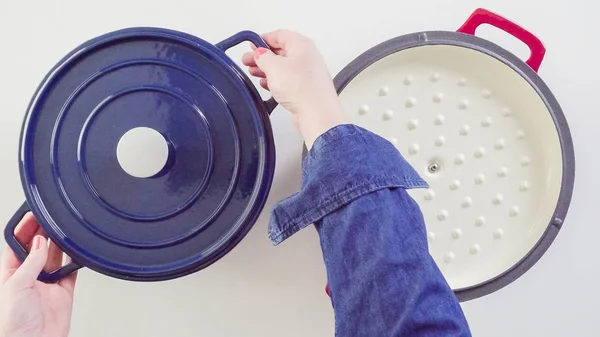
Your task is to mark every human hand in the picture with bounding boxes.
[242,30,347,149]
[0,213,77,337]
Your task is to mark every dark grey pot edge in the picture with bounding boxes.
[302,30,575,302]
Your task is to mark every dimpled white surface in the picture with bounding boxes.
[0,1,597,336]
[339,44,563,290]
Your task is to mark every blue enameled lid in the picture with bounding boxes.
[17,28,276,281]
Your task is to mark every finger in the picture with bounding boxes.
[253,48,282,75]
[249,66,266,78]
[250,43,286,55]
[270,47,286,57]
[252,38,285,55]
[242,51,257,67]
[58,256,78,295]
[260,78,269,91]
[261,29,297,50]
[34,226,47,241]
[15,213,40,250]
[1,213,40,281]
[252,44,283,54]
[9,235,48,287]
[45,240,63,272]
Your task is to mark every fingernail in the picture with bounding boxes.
[32,236,42,250]
[255,47,268,58]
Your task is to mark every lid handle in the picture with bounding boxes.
[457,8,546,72]
[4,202,82,283]
[216,31,278,113]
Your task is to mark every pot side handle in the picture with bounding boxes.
[457,8,546,72]
[216,31,278,114]
[4,201,82,283]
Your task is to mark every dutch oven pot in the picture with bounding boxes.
[5,29,277,282]
[329,8,575,301]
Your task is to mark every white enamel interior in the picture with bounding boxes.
[339,45,563,290]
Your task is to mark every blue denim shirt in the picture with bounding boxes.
[269,125,471,336]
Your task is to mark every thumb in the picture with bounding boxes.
[254,47,281,75]
[10,235,48,286]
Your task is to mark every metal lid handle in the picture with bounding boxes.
[216,31,278,113]
[4,202,82,283]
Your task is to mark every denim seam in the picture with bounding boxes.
[269,178,427,244]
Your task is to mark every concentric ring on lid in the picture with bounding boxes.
[19,28,275,281]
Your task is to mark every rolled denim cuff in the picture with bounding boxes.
[268,124,428,245]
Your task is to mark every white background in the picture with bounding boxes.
[0,0,597,336]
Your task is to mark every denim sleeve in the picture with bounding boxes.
[269,124,471,336]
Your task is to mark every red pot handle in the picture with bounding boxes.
[457,8,546,72]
